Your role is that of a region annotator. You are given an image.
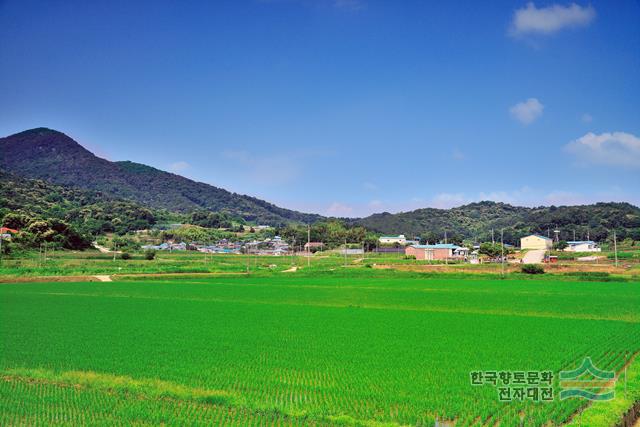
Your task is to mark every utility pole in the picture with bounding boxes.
[491,229,494,245]
[444,230,448,245]
[500,229,505,277]
[573,229,576,241]
[113,243,117,261]
[344,239,347,268]
[613,230,618,267]
[307,224,310,268]
[246,243,250,273]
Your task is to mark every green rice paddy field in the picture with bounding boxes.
[1,273,639,426]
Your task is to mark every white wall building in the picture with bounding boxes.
[520,234,553,250]
[379,234,407,245]
[565,241,601,252]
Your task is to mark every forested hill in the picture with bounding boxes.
[2,128,638,243]
[0,170,172,235]
[0,128,321,225]
[351,201,640,243]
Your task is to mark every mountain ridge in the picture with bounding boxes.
[2,128,639,242]
[0,128,322,225]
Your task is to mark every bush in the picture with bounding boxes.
[404,255,416,260]
[144,250,156,260]
[120,252,132,260]
[521,264,544,274]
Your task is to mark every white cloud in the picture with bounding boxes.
[544,191,586,206]
[326,202,355,217]
[509,98,544,125]
[427,188,535,209]
[169,161,190,173]
[581,113,593,123]
[510,2,596,36]
[430,193,469,209]
[565,132,640,168]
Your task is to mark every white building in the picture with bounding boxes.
[565,241,601,252]
[520,234,553,250]
[379,234,407,245]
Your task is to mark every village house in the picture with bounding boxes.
[0,227,18,240]
[304,242,324,251]
[378,234,407,245]
[520,234,552,250]
[405,244,460,261]
[565,241,601,252]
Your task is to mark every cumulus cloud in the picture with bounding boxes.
[169,161,190,173]
[510,2,596,36]
[509,98,544,125]
[565,132,640,168]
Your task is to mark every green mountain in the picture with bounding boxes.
[0,128,321,226]
[2,128,638,245]
[351,201,640,244]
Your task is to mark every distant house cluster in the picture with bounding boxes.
[142,242,189,251]
[372,231,605,264]
[245,236,290,256]
[519,234,601,252]
[142,236,291,256]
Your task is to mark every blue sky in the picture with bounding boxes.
[1,0,639,217]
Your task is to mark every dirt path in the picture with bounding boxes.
[92,242,119,254]
[94,275,112,282]
[522,249,545,264]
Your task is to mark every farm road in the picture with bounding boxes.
[522,249,545,264]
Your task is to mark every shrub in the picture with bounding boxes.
[120,252,132,260]
[521,264,544,274]
[404,255,416,260]
[144,250,156,261]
